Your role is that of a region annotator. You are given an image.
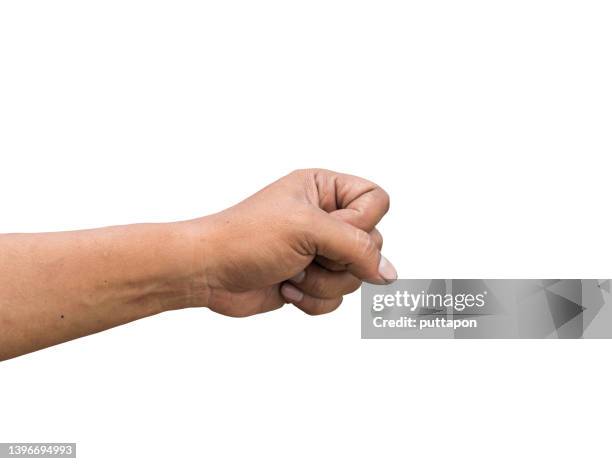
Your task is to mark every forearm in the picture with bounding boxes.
[0,221,207,361]
[0,170,394,361]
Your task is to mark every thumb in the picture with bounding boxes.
[310,211,397,285]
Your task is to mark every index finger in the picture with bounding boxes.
[312,169,390,231]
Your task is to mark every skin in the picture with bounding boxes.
[0,169,396,361]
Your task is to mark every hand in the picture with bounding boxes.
[190,169,396,317]
[0,168,396,360]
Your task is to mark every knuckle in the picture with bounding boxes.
[303,308,320,316]
[289,168,306,177]
[224,308,256,318]
[305,297,343,316]
[330,297,343,312]
[307,272,361,299]
[290,168,320,179]
[308,275,330,297]
[345,278,363,294]
[378,187,391,214]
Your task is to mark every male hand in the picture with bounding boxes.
[192,168,396,317]
[0,168,395,360]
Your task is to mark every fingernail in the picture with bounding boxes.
[290,270,306,283]
[378,255,398,283]
[281,283,304,302]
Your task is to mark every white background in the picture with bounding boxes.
[1,1,611,463]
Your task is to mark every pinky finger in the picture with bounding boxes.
[280,283,343,316]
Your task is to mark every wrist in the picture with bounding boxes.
[169,217,216,310]
[128,220,212,313]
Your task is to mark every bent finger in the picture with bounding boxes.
[313,169,390,232]
[280,283,343,316]
[315,227,384,273]
[310,212,397,284]
[289,264,362,299]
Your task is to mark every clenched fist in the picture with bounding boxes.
[0,169,395,360]
[188,169,396,317]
